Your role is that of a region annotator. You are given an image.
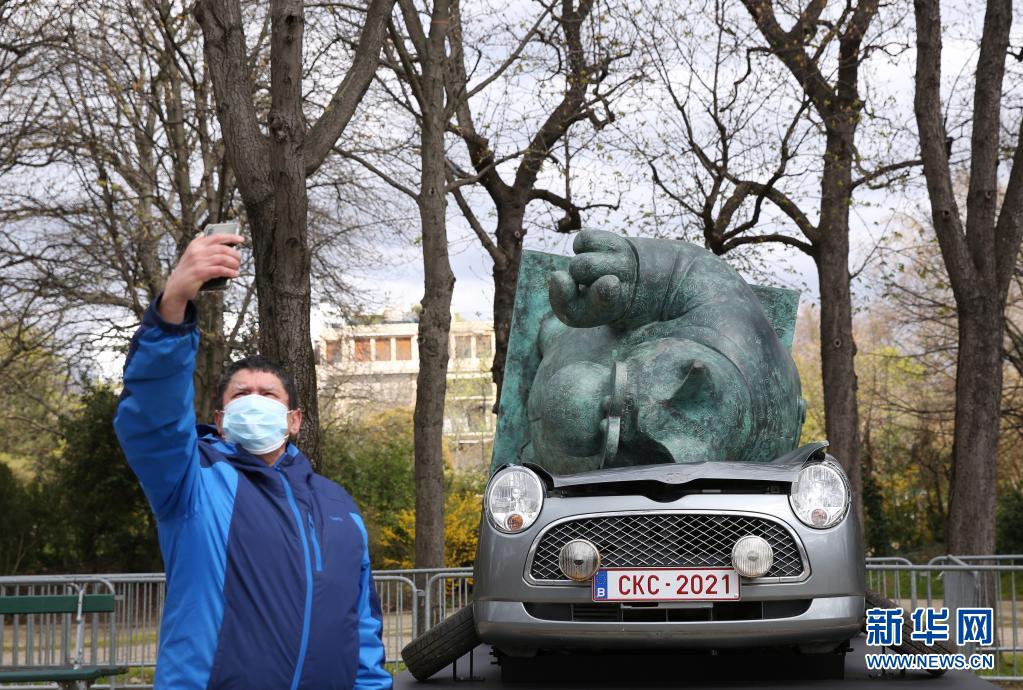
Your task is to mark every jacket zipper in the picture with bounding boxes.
[276,467,313,690]
[306,512,323,572]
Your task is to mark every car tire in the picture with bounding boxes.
[401,603,480,681]
[865,589,953,676]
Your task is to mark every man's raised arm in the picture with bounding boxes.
[114,232,243,522]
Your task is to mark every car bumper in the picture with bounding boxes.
[473,491,864,652]
[476,595,864,650]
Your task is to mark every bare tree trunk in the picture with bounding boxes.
[260,0,319,463]
[914,0,1023,555]
[490,205,525,405]
[197,0,393,469]
[410,0,453,569]
[947,308,1002,552]
[195,293,227,421]
[817,128,863,526]
[817,255,862,522]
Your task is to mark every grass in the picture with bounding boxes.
[112,665,156,685]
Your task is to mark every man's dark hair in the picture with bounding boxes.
[216,355,299,410]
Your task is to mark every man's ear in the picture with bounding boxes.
[288,409,303,437]
[214,410,225,436]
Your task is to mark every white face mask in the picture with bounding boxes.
[222,394,290,455]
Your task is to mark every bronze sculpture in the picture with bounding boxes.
[496,229,805,474]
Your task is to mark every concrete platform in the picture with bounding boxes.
[394,636,999,689]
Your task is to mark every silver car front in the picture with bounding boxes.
[473,442,865,655]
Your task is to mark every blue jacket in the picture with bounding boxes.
[114,298,392,690]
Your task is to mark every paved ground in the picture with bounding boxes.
[394,636,999,689]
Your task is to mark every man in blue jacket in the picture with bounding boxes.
[114,231,392,690]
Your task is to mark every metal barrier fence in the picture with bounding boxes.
[361,568,475,664]
[2,559,1021,686]
[866,555,1023,682]
[0,578,120,670]
[0,569,471,689]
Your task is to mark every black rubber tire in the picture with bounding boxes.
[865,589,953,676]
[401,603,480,681]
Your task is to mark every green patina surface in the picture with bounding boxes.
[748,285,801,351]
[492,251,567,473]
[491,231,804,476]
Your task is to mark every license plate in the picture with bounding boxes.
[592,568,741,602]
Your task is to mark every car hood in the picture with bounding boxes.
[530,441,829,489]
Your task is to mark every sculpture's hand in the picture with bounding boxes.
[549,230,637,327]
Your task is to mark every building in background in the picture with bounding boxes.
[318,306,495,470]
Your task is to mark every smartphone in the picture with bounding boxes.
[200,221,241,292]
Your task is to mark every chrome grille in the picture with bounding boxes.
[529,512,805,581]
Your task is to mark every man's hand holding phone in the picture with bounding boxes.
[160,227,245,324]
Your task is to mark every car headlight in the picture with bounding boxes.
[788,460,850,529]
[485,466,544,533]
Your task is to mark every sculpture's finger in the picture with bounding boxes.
[550,268,630,327]
[569,252,625,286]
[550,271,613,327]
[572,229,629,255]
[549,270,585,321]
[590,274,623,307]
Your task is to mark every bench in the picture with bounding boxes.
[0,587,126,689]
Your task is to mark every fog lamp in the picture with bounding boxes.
[731,535,774,578]
[559,539,601,582]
